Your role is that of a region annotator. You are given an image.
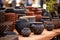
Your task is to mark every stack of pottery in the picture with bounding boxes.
[21,28,31,37]
[35,11,42,22]
[33,8,42,22]
[5,13,18,23]
[31,7,38,12]
[44,21,54,31]
[5,13,18,31]
[30,22,44,35]
[15,19,30,35]
[25,6,33,11]
[25,11,34,16]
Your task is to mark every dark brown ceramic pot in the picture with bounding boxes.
[15,19,30,35]
[40,16,51,22]
[44,21,54,31]
[21,28,31,37]
[30,22,44,35]
[52,19,60,29]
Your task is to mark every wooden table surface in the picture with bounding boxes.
[0,29,60,40]
[18,29,60,40]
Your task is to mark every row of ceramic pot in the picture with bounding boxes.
[15,19,55,37]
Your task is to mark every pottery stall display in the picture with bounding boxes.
[30,22,44,35]
[44,21,54,31]
[15,19,30,35]
[21,28,31,37]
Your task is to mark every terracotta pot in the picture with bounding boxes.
[15,19,30,35]
[5,13,18,22]
[35,15,42,22]
[25,6,33,11]
[21,28,31,37]
[34,11,42,15]
[25,12,34,16]
[30,22,44,35]
[5,13,18,31]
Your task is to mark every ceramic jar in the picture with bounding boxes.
[25,6,33,11]
[44,21,54,31]
[5,13,18,31]
[40,16,50,22]
[52,19,60,29]
[30,22,44,35]
[5,13,18,22]
[35,15,42,22]
[15,19,30,35]
[21,28,31,37]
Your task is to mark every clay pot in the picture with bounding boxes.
[15,19,30,35]
[25,11,34,16]
[35,15,42,22]
[21,28,31,37]
[5,13,18,31]
[52,19,60,29]
[44,21,54,31]
[40,16,50,22]
[30,22,44,35]
[5,13,18,22]
[34,11,42,15]
[25,6,33,11]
